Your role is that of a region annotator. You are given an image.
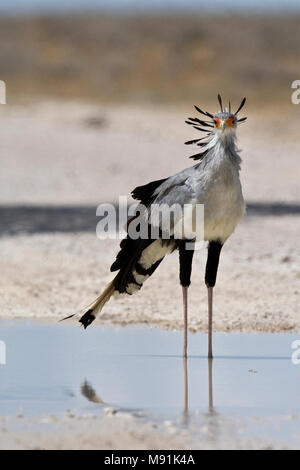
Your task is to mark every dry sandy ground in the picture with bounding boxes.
[0,215,299,332]
[0,409,286,451]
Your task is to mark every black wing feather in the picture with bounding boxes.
[131,177,168,207]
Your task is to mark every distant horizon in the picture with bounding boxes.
[0,0,299,15]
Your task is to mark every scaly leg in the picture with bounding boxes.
[182,286,188,358]
[205,241,223,359]
[208,287,213,359]
[179,241,194,357]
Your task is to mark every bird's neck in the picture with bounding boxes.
[214,130,237,149]
[210,131,241,169]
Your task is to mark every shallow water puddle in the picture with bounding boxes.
[1,320,300,446]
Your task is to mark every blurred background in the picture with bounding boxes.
[0,1,299,341]
[1,1,300,104]
[0,0,299,222]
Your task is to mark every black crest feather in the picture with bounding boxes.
[185,102,214,158]
[184,138,202,145]
[194,105,213,119]
[189,149,210,161]
[235,97,246,115]
[217,94,223,112]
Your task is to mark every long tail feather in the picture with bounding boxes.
[79,279,116,329]
[61,278,116,329]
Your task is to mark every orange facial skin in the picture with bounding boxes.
[214,116,235,129]
[226,116,235,128]
[214,117,221,128]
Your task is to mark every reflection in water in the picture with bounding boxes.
[182,357,189,426]
[81,358,215,421]
[2,320,300,448]
[81,380,104,404]
[208,358,213,413]
[182,357,214,420]
[183,357,188,415]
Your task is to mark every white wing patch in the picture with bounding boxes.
[139,239,174,270]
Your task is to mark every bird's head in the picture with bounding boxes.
[213,95,246,135]
[185,95,247,160]
[213,112,236,134]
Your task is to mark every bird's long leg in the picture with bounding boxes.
[205,241,223,359]
[182,286,188,357]
[208,287,213,359]
[179,241,195,358]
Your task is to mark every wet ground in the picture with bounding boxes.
[1,320,300,448]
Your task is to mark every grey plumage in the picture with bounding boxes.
[144,126,244,244]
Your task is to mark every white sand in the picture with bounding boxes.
[1,214,299,332]
[0,409,288,450]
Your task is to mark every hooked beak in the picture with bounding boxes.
[220,120,227,132]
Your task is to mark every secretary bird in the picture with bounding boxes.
[65,95,246,358]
